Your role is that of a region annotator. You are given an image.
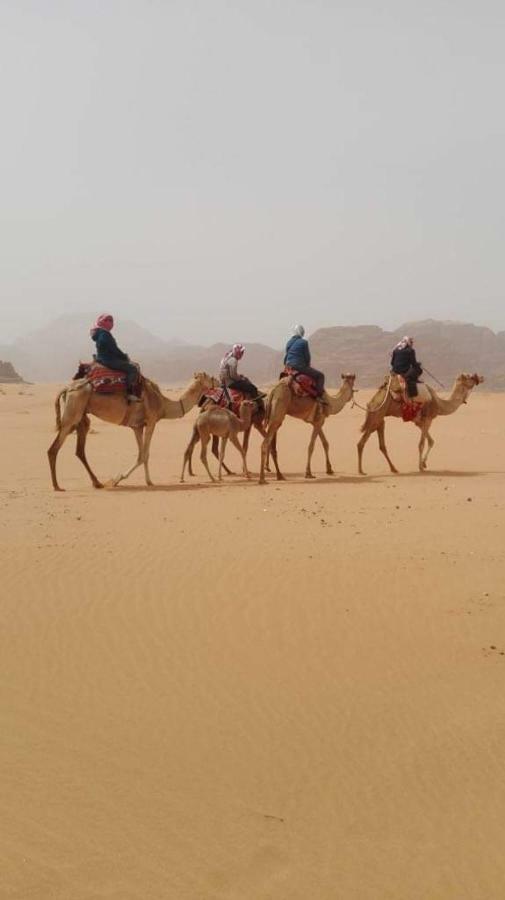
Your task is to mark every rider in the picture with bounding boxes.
[219,344,263,400]
[284,325,325,396]
[90,314,141,402]
[390,336,422,398]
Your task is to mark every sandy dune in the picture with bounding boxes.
[2,382,505,899]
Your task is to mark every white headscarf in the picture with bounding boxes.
[292,324,305,337]
[393,335,413,351]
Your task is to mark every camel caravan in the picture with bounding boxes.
[47,317,484,490]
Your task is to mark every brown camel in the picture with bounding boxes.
[259,373,357,484]
[357,372,484,475]
[48,372,218,491]
[182,396,280,479]
[182,400,255,483]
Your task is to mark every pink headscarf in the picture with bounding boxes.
[90,314,114,338]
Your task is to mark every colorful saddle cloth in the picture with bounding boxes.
[202,386,244,416]
[391,375,431,422]
[283,367,319,399]
[72,362,142,396]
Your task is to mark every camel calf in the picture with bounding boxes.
[181,401,254,483]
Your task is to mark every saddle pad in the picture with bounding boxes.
[204,387,244,415]
[73,362,128,394]
[284,367,318,399]
[396,376,431,404]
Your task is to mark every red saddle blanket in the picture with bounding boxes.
[283,367,319,399]
[202,387,244,416]
[73,362,142,395]
[401,399,423,422]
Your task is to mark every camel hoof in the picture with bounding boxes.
[93,482,104,490]
[54,486,65,492]
[305,473,316,480]
[327,469,334,476]
[276,474,286,482]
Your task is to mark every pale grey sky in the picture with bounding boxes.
[1,0,504,347]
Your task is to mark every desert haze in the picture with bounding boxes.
[2,380,505,898]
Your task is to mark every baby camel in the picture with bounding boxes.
[181,400,254,483]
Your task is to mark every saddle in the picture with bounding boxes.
[72,362,143,396]
[201,386,245,416]
[390,374,431,422]
[281,367,319,399]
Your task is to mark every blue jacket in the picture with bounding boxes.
[284,335,311,370]
[91,328,129,367]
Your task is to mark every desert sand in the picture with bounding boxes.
[2,382,505,899]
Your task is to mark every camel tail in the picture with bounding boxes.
[55,389,66,431]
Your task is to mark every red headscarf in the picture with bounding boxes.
[90,314,114,337]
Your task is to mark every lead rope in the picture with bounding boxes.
[351,374,393,413]
[180,399,185,416]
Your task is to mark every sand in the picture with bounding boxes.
[2,382,505,899]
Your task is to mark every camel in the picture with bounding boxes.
[259,373,357,484]
[182,395,280,479]
[48,371,218,491]
[181,400,255,483]
[357,372,484,475]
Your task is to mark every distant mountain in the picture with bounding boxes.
[1,315,504,388]
[309,320,505,389]
[0,360,23,383]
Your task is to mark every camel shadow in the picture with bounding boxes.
[391,469,490,478]
[105,472,378,492]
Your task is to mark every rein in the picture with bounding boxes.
[351,375,393,414]
[180,399,185,416]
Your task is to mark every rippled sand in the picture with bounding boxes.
[2,383,505,899]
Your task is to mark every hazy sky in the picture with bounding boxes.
[1,0,504,347]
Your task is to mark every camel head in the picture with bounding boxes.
[193,371,219,390]
[459,372,484,390]
[238,399,255,425]
[341,373,356,389]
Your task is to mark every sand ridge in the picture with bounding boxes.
[2,383,505,899]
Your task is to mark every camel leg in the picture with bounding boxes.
[75,416,103,488]
[305,426,320,479]
[253,421,275,475]
[182,425,200,480]
[357,427,372,475]
[218,436,228,481]
[230,432,250,479]
[319,428,334,475]
[213,434,234,475]
[377,421,398,474]
[181,426,198,482]
[260,425,285,484]
[48,422,78,491]
[142,423,156,486]
[422,430,435,469]
[112,427,144,485]
[200,432,216,482]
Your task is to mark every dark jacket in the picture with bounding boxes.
[92,328,129,367]
[391,345,420,376]
[284,335,311,370]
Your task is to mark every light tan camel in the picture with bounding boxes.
[259,374,356,484]
[357,372,484,475]
[182,396,280,479]
[181,400,255,483]
[48,372,218,491]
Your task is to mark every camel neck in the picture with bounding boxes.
[327,382,353,415]
[162,382,202,419]
[434,382,470,416]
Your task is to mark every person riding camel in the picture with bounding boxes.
[219,344,263,401]
[390,336,423,398]
[90,314,141,403]
[284,325,325,397]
